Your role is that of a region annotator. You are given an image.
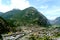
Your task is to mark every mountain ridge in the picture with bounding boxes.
[49,17,60,26]
[0,7,51,27]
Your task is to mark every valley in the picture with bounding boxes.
[0,7,60,40]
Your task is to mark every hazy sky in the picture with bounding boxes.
[0,0,60,20]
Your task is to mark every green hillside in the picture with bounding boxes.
[2,9,21,19]
[1,7,50,27]
[0,17,10,38]
[0,12,4,16]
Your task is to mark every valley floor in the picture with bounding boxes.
[1,26,60,40]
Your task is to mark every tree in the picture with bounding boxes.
[0,17,10,38]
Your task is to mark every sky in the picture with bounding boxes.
[0,0,60,20]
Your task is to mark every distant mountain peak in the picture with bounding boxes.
[50,17,60,25]
[28,7,36,9]
[1,7,51,27]
[0,12,4,16]
[24,7,37,11]
[55,17,60,20]
[12,9,21,11]
[6,9,21,13]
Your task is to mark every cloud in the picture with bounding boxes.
[0,0,30,12]
[40,5,48,9]
[45,7,60,14]
[46,16,57,20]
[42,6,60,20]
[37,0,52,3]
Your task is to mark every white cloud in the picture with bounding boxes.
[42,6,60,20]
[45,8,60,14]
[0,0,30,12]
[37,0,52,3]
[46,16,57,20]
[40,5,48,9]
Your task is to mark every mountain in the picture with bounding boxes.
[53,17,60,25]
[2,9,21,19]
[2,7,51,27]
[49,17,60,26]
[0,12,4,16]
[49,20,54,25]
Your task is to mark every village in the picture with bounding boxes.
[1,26,60,40]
